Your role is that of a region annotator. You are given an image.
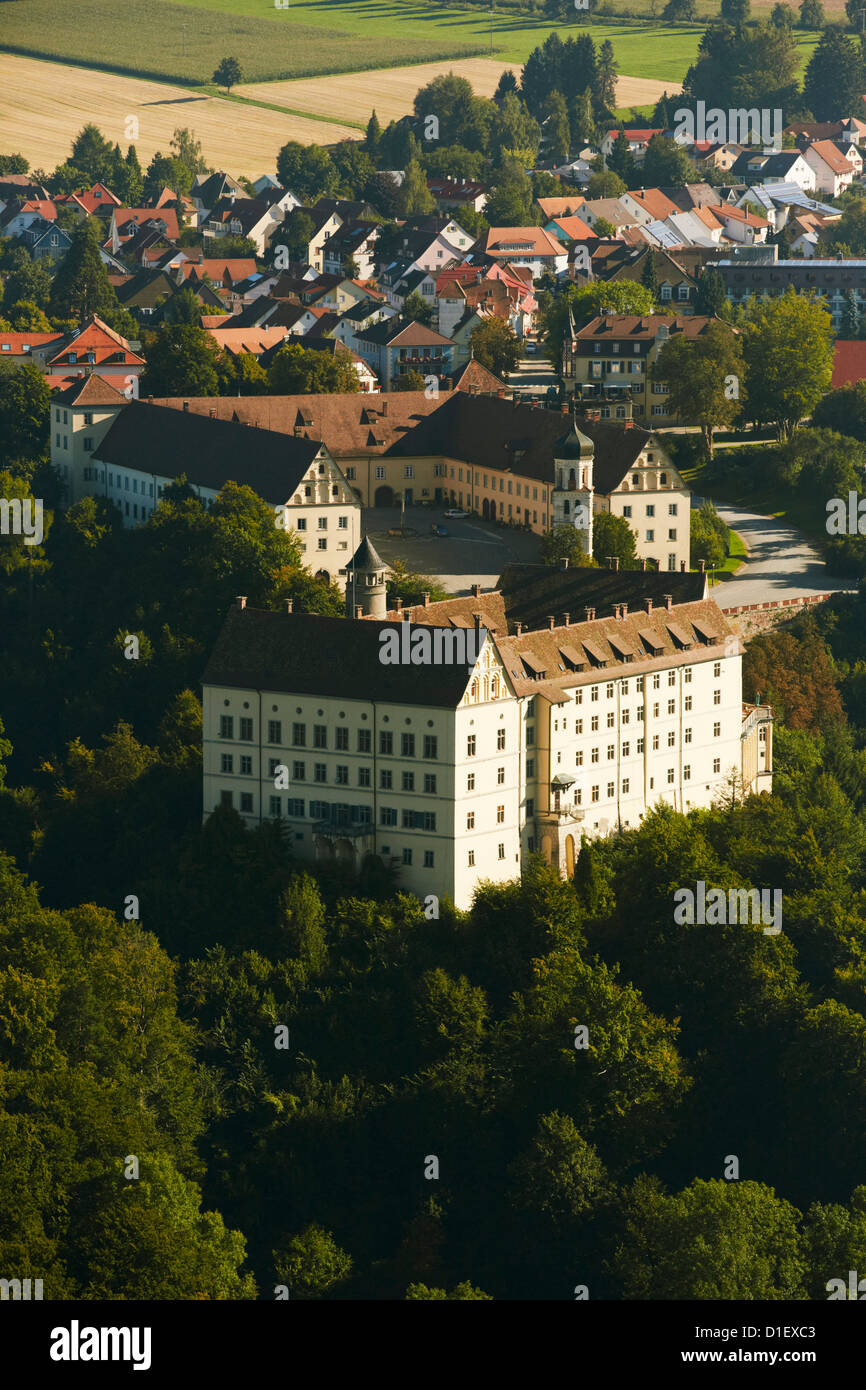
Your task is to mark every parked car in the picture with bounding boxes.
[444,508,468,518]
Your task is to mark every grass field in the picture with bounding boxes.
[238,57,678,128]
[166,0,824,85]
[0,53,360,175]
[0,0,486,85]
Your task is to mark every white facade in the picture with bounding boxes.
[202,600,769,909]
[203,636,522,908]
[65,430,360,588]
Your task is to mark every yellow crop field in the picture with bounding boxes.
[0,53,359,176]
[239,58,680,128]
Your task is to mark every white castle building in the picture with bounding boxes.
[201,557,772,909]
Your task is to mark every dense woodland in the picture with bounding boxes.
[4,479,866,1298]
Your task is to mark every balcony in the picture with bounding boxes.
[741,702,773,738]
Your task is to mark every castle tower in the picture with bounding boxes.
[345,535,388,618]
[553,423,595,558]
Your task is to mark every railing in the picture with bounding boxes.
[741,704,772,738]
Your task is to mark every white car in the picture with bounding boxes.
[443,508,468,519]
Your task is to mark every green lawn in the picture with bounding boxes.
[0,0,486,85]
[683,448,828,554]
[0,0,824,97]
[164,0,823,85]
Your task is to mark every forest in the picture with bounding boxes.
[4,479,866,1298]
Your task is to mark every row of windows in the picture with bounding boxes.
[466,729,506,756]
[258,756,440,793]
[570,665,721,706]
[621,503,678,519]
[467,844,507,866]
[380,808,437,830]
[562,758,723,806]
[294,516,349,531]
[218,718,439,759]
[465,804,508,828]
[571,721,722,763]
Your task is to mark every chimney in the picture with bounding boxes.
[471,583,482,597]
[284,597,293,612]
[381,400,389,417]
[354,604,363,619]
[561,557,569,570]
[620,601,628,619]
[473,610,483,635]
[548,615,556,630]
[236,595,247,609]
[394,596,403,613]
[664,593,673,611]
[585,606,595,622]
[644,597,653,615]
[515,621,523,635]
[563,611,570,626]
[422,591,430,607]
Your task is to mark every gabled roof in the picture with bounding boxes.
[624,188,680,220]
[93,401,322,503]
[51,374,128,407]
[536,196,587,219]
[485,226,563,257]
[113,207,181,241]
[806,139,856,176]
[357,318,452,348]
[605,128,663,144]
[47,315,144,368]
[203,606,475,708]
[149,391,444,454]
[0,331,63,355]
[549,215,595,241]
[181,258,258,285]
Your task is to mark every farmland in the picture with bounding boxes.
[0,53,360,175]
[238,59,680,130]
[0,0,486,86]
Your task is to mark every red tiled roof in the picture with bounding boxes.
[0,332,64,355]
[832,340,866,389]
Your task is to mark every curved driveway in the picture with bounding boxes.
[709,503,855,609]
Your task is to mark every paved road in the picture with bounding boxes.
[507,352,558,398]
[709,503,855,609]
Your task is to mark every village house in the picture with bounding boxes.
[484,227,568,278]
[353,318,454,390]
[565,312,731,436]
[601,128,664,166]
[804,139,858,197]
